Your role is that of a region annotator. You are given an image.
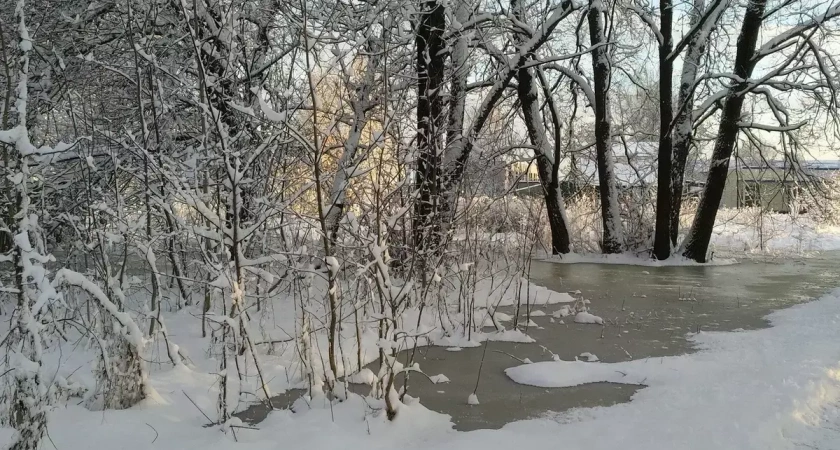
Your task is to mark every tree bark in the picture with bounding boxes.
[516,77,572,254]
[670,0,715,246]
[513,0,571,254]
[653,0,674,260]
[588,0,623,253]
[682,0,767,262]
[414,0,446,254]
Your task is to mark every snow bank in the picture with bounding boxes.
[711,209,840,254]
[545,252,737,266]
[346,368,376,385]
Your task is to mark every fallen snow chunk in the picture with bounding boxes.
[642,270,651,275]
[221,417,243,432]
[467,393,480,405]
[506,360,644,388]
[579,352,600,362]
[346,368,376,385]
[429,374,450,384]
[446,347,462,352]
[552,305,572,318]
[493,312,513,322]
[574,311,604,325]
[529,310,546,317]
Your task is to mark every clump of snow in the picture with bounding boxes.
[467,393,480,405]
[346,368,376,385]
[429,374,450,384]
[528,310,546,317]
[506,359,642,388]
[482,329,535,343]
[578,352,599,362]
[220,417,242,432]
[574,311,604,325]
[552,305,572,318]
[492,311,513,322]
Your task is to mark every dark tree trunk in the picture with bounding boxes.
[517,69,569,255]
[653,0,674,260]
[414,0,446,254]
[683,0,767,262]
[588,0,622,254]
[513,0,571,255]
[545,187,572,254]
[515,62,571,254]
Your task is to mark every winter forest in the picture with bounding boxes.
[2,0,840,448]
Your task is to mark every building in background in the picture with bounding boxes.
[721,159,840,213]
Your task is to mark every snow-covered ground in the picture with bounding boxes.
[545,210,840,266]
[546,252,738,266]
[710,209,840,255]
[6,283,840,449]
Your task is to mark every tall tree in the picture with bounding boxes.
[652,0,674,259]
[414,0,447,254]
[669,0,726,246]
[682,0,840,261]
[512,0,571,254]
[631,0,730,255]
[588,0,623,253]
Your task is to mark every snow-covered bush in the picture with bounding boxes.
[53,280,148,410]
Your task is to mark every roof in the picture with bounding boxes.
[566,141,659,187]
[731,159,840,180]
[734,159,840,171]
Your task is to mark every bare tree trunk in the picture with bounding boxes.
[682,0,768,261]
[588,0,623,253]
[512,0,571,254]
[414,0,446,256]
[670,0,718,246]
[515,71,571,254]
[653,0,674,260]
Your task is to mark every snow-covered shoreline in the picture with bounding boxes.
[543,252,738,266]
